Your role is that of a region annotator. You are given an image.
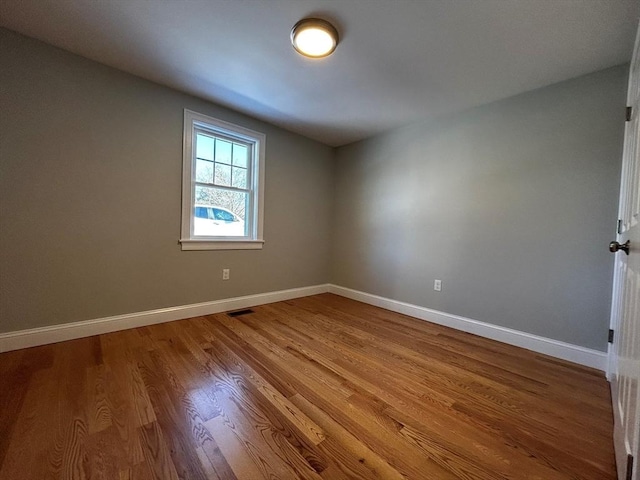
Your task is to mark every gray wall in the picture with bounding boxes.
[0,29,335,333]
[0,27,627,353]
[331,66,627,351]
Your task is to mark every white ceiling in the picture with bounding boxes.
[1,1,638,146]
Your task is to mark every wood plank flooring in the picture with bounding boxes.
[0,293,615,479]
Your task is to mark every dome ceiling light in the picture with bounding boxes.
[290,18,339,58]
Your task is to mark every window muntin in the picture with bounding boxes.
[181,110,265,250]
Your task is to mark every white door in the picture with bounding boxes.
[609,22,640,480]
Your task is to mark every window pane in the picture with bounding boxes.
[195,159,213,183]
[232,144,248,167]
[194,185,248,237]
[232,167,247,189]
[196,133,214,160]
[215,139,232,165]
[215,163,231,186]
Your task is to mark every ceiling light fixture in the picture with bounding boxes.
[290,18,339,58]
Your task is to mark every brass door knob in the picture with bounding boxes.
[609,240,630,255]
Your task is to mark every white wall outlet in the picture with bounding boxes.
[434,279,442,292]
[222,268,230,280]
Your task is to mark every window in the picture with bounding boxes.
[180,110,265,250]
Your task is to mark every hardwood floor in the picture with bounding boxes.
[0,293,615,479]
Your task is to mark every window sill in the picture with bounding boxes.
[180,239,265,251]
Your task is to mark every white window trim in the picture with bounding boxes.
[180,109,265,251]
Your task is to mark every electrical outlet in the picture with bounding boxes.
[434,279,442,292]
[222,268,230,280]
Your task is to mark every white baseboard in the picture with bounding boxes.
[0,284,330,353]
[0,283,608,372]
[328,284,607,371]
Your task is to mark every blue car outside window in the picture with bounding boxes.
[195,206,208,219]
[213,208,235,222]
